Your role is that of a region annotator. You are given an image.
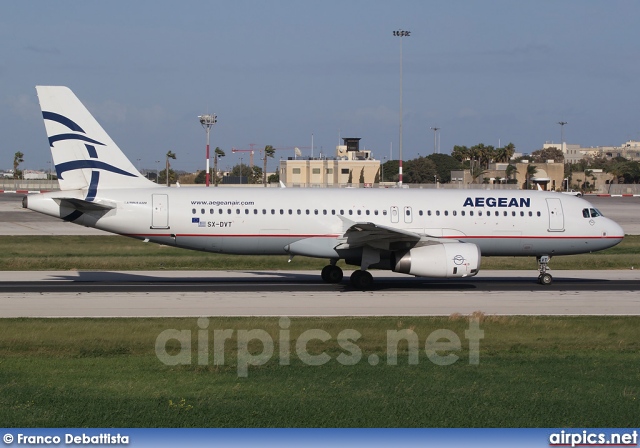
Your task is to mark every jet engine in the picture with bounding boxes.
[391,242,481,278]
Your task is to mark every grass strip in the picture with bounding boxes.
[0,316,638,427]
[0,235,639,271]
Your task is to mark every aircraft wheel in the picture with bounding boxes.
[539,273,553,285]
[321,265,343,283]
[350,270,373,290]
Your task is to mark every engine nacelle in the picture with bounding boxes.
[392,242,481,278]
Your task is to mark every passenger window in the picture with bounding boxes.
[436,211,440,216]
[210,209,214,214]
[478,211,482,216]
[520,211,524,217]
[332,210,336,215]
[383,210,387,216]
[428,210,432,216]
[470,211,474,217]
[486,211,490,216]
[374,210,379,216]
[340,210,344,215]
[348,210,353,215]
[419,210,423,216]
[528,211,532,217]
[245,209,250,215]
[280,209,284,215]
[444,211,448,216]
[263,209,267,214]
[227,209,232,214]
[192,209,196,214]
[461,211,465,216]
[512,211,516,217]
[504,211,507,217]
[314,210,319,215]
[536,211,541,217]
[201,209,205,214]
[236,209,240,214]
[357,210,362,215]
[253,209,257,215]
[297,210,301,215]
[452,211,457,216]
[366,210,370,215]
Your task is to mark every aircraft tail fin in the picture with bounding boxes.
[36,86,158,196]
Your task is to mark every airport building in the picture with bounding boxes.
[543,140,640,163]
[279,138,381,187]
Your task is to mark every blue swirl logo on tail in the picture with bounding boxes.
[43,111,137,200]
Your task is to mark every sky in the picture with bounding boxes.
[1,0,639,173]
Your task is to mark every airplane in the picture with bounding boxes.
[24,86,625,289]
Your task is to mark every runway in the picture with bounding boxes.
[1,270,638,317]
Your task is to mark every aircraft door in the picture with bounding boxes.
[546,198,564,232]
[151,194,169,229]
[390,206,399,223]
[404,206,413,223]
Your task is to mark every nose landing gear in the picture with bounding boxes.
[537,255,553,285]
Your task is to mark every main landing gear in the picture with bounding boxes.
[537,255,553,285]
[320,261,374,290]
[321,262,343,284]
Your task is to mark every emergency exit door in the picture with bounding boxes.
[151,194,169,229]
[546,198,564,232]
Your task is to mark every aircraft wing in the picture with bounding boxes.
[335,217,437,251]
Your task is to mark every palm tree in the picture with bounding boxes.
[505,164,518,183]
[13,152,24,179]
[213,147,225,186]
[262,145,275,187]
[165,150,176,187]
[525,164,538,190]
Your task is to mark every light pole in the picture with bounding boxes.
[558,121,567,157]
[393,29,410,186]
[431,127,440,154]
[199,114,217,187]
[382,156,386,183]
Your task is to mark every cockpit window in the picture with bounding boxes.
[582,208,590,218]
[590,208,602,218]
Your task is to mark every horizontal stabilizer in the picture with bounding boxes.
[55,198,116,211]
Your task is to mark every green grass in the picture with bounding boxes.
[0,317,639,427]
[0,235,638,271]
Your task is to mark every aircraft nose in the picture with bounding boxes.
[606,218,625,239]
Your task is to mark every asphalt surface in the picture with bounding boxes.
[1,270,638,317]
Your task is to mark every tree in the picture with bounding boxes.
[165,150,176,186]
[525,164,538,189]
[13,152,24,179]
[427,153,461,183]
[531,147,564,163]
[230,163,253,183]
[358,167,365,185]
[505,164,518,184]
[268,172,280,183]
[347,169,353,185]
[213,147,225,187]
[373,168,380,184]
[404,157,437,184]
[451,145,470,163]
[158,168,177,186]
[262,145,275,187]
[381,160,399,182]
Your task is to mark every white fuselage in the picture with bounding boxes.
[26,187,625,260]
